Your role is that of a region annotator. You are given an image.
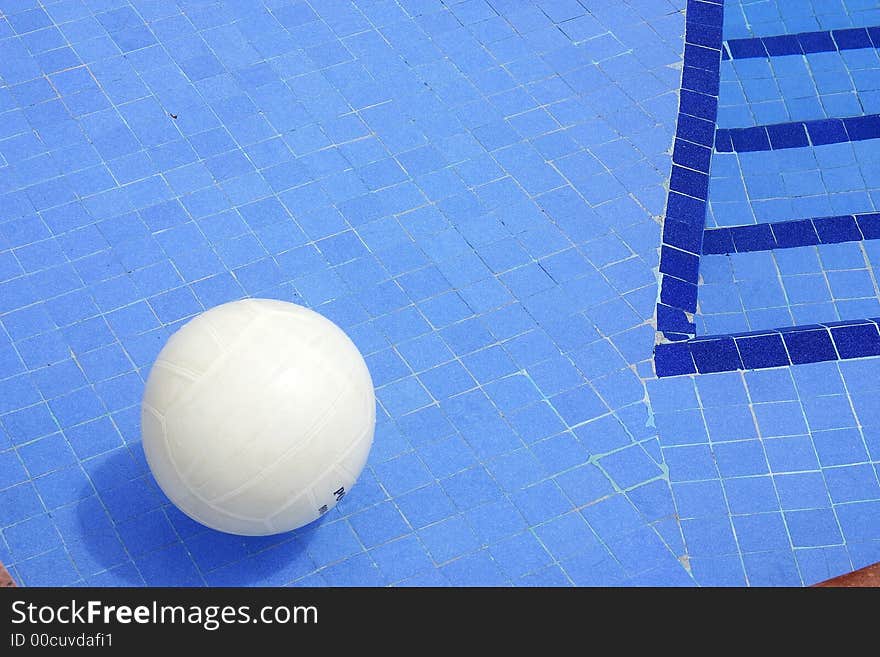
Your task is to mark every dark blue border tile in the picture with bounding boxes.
[659,246,700,283]
[654,342,696,377]
[781,328,838,365]
[727,38,768,58]
[657,303,696,333]
[686,1,723,28]
[673,139,712,172]
[701,228,734,254]
[762,34,802,56]
[670,165,710,200]
[678,114,716,147]
[666,192,707,227]
[767,122,808,149]
[832,27,873,50]
[770,219,820,249]
[805,118,848,146]
[660,277,699,314]
[714,129,733,152]
[730,126,770,152]
[685,43,722,72]
[798,30,836,54]
[730,223,777,252]
[682,65,720,95]
[856,212,880,239]
[686,22,723,50]
[690,337,742,373]
[663,218,704,254]
[814,215,861,243]
[735,333,790,369]
[843,114,880,141]
[680,90,718,122]
[830,322,880,359]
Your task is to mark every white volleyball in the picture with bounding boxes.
[140,298,375,536]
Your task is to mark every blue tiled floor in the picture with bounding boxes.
[697,242,880,334]
[724,0,880,39]
[706,141,880,228]
[654,358,880,585]
[1,0,879,587]
[718,49,880,128]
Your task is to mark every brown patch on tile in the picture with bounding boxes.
[814,562,880,587]
[0,562,16,587]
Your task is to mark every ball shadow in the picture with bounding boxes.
[75,444,318,586]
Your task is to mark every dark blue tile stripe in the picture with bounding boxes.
[715,114,880,153]
[655,0,724,342]
[654,2,880,377]
[724,25,880,59]
[703,212,880,254]
[655,319,880,377]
